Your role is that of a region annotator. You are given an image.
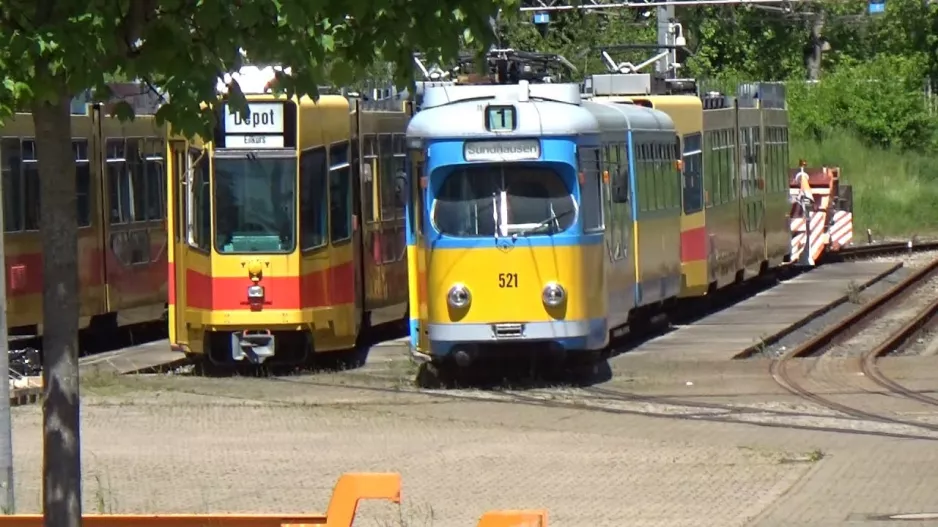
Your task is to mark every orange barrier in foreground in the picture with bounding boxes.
[0,473,548,527]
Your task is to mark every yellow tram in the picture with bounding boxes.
[168,67,412,365]
[0,87,168,342]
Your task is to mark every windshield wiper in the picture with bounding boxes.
[511,208,575,240]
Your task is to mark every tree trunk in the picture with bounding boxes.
[32,81,82,527]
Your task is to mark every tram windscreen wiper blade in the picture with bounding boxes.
[511,208,574,240]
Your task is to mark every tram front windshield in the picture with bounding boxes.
[432,165,576,238]
[213,155,297,254]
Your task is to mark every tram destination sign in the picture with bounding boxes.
[463,139,541,162]
[220,102,288,149]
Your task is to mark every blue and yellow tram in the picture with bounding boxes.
[405,81,682,368]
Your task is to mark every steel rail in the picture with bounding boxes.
[769,257,938,432]
[860,295,938,407]
[832,241,938,261]
[784,259,938,357]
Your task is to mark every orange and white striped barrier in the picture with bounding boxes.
[788,164,853,266]
[829,209,853,250]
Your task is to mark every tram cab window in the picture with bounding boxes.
[432,165,576,237]
[214,153,297,254]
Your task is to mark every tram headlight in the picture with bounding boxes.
[542,282,566,307]
[447,284,471,309]
[247,285,265,300]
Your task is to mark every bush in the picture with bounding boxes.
[787,54,936,152]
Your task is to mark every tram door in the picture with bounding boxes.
[406,147,429,354]
[168,141,188,348]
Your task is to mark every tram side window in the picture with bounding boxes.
[719,129,731,204]
[126,139,149,222]
[1,138,23,232]
[407,149,426,236]
[663,143,674,210]
[632,144,640,211]
[107,139,132,224]
[614,144,626,193]
[752,126,765,178]
[362,135,377,223]
[611,144,629,205]
[705,131,718,207]
[20,140,39,231]
[766,126,784,192]
[300,147,328,250]
[378,134,395,220]
[660,143,667,209]
[726,129,737,203]
[642,144,653,211]
[329,142,352,244]
[644,144,656,212]
[664,142,684,209]
[777,127,786,192]
[656,144,666,210]
[577,147,603,232]
[682,133,703,214]
[145,139,166,220]
[74,140,91,227]
[713,130,724,205]
[392,134,407,218]
[779,127,788,188]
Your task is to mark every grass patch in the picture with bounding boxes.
[791,134,938,238]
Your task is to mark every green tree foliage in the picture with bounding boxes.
[503,0,938,152]
[787,54,935,150]
[0,0,511,524]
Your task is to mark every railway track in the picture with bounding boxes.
[770,255,938,433]
[830,240,938,261]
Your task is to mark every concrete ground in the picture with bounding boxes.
[10,341,938,527]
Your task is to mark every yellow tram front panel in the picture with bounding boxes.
[426,244,606,325]
[169,93,310,362]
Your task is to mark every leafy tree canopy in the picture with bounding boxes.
[0,0,514,136]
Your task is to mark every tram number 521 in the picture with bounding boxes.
[498,273,518,288]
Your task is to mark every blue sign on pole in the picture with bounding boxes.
[868,0,886,14]
[533,12,550,24]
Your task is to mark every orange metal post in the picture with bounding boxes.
[0,473,401,527]
[0,473,549,526]
[477,510,549,526]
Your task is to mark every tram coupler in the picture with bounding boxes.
[231,329,276,364]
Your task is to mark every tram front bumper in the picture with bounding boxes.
[424,319,607,357]
[230,330,276,364]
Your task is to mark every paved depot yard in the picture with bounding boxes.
[10,345,938,527]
